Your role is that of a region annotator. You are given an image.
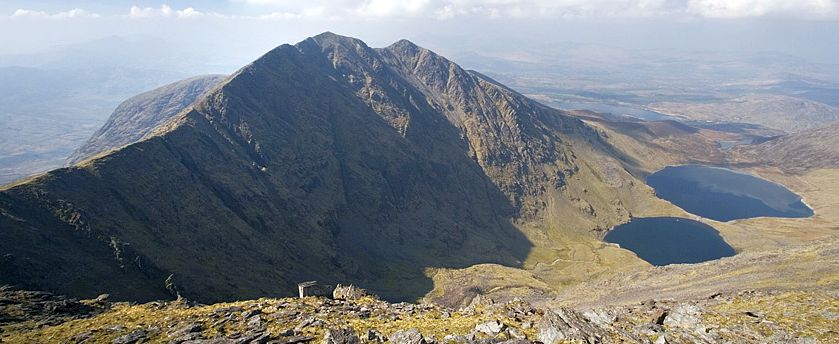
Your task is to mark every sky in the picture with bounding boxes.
[1,0,838,67]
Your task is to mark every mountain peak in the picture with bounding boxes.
[383,38,429,60]
[307,31,370,51]
[388,39,420,50]
[0,34,641,306]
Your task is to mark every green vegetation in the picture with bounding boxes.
[0,33,658,304]
[1,295,541,344]
[704,291,839,343]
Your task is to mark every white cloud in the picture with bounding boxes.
[8,1,839,21]
[129,5,175,18]
[406,0,675,19]
[176,7,204,18]
[258,11,307,19]
[128,4,213,18]
[239,0,296,4]
[232,0,673,19]
[258,6,326,19]
[234,0,678,19]
[12,8,100,19]
[128,5,169,18]
[687,0,837,19]
[312,0,839,19]
[355,0,432,17]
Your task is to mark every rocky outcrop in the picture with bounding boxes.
[388,329,425,344]
[0,286,109,327]
[332,285,368,301]
[324,328,360,344]
[2,289,831,343]
[537,308,609,344]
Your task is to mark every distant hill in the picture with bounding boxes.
[0,65,192,183]
[649,94,839,133]
[734,123,839,173]
[67,75,225,165]
[0,36,238,185]
[0,33,653,302]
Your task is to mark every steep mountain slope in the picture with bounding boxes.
[570,111,731,167]
[0,33,652,303]
[67,75,226,165]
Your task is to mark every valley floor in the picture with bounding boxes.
[425,163,839,311]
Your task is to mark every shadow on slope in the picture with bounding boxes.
[0,34,536,303]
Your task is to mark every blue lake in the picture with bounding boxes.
[647,165,813,222]
[604,217,736,266]
[553,102,670,121]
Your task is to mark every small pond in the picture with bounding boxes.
[604,217,736,266]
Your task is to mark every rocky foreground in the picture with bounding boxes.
[1,285,836,344]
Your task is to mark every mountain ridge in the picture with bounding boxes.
[0,33,650,303]
[67,74,226,165]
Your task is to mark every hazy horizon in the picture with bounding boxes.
[1,0,839,66]
[3,1,839,185]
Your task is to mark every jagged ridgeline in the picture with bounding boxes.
[0,33,648,302]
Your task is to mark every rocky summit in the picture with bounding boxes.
[0,32,649,303]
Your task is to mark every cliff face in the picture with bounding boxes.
[0,33,647,302]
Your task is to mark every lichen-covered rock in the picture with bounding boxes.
[366,329,385,343]
[112,329,147,344]
[472,320,505,336]
[324,328,360,344]
[537,308,607,344]
[389,328,425,344]
[3,288,836,344]
[168,322,203,337]
[582,309,616,327]
[0,287,108,327]
[650,309,667,325]
[332,285,368,301]
[663,304,702,328]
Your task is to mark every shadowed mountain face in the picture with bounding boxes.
[67,75,226,165]
[0,33,636,302]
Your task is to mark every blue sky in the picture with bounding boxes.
[1,1,838,63]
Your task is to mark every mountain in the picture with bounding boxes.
[67,75,226,165]
[0,35,241,185]
[649,94,839,133]
[0,33,651,302]
[0,65,188,185]
[733,122,839,173]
